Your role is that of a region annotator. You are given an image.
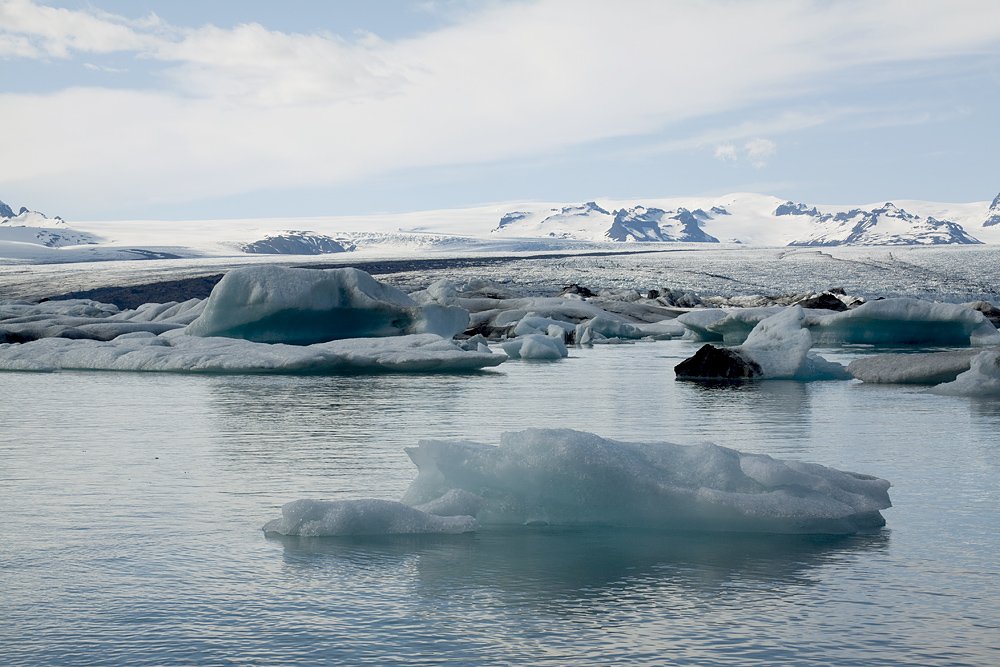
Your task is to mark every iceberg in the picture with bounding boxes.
[0,332,506,373]
[739,306,850,380]
[848,349,981,384]
[262,499,479,536]
[929,350,1000,397]
[500,333,568,360]
[808,298,1000,346]
[186,265,469,344]
[400,429,891,535]
[675,307,849,381]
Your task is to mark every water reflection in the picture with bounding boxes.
[270,527,889,604]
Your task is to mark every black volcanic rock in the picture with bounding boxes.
[675,344,763,380]
[793,292,848,311]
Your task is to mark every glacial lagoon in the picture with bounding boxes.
[2,339,999,665]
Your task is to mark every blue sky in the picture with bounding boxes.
[2,0,999,221]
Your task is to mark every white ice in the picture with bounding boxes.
[0,331,505,373]
[501,333,568,360]
[929,350,1000,397]
[262,498,479,536]
[808,298,1000,346]
[848,349,981,384]
[737,306,851,380]
[400,428,891,535]
[186,265,469,344]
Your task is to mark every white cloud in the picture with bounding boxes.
[714,144,738,162]
[744,138,777,168]
[1,0,1000,209]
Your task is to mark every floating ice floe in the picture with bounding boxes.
[0,332,505,373]
[392,429,890,535]
[848,349,982,385]
[262,499,479,536]
[501,333,569,360]
[411,278,678,343]
[0,297,205,343]
[675,306,849,381]
[186,265,469,344]
[929,350,1000,397]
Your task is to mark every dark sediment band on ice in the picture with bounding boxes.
[44,249,687,309]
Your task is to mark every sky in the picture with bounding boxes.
[1,0,999,221]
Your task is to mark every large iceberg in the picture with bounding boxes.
[186,266,469,344]
[808,298,1000,346]
[398,429,891,535]
[677,299,1000,347]
[0,331,505,373]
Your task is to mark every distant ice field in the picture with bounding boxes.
[3,244,999,304]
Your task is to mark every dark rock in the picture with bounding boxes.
[674,344,763,380]
[0,199,14,218]
[793,292,848,311]
[968,300,1000,327]
[556,284,596,297]
[18,206,28,215]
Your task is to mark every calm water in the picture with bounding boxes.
[2,340,999,666]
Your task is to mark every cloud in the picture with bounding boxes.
[714,144,738,162]
[744,138,777,168]
[712,138,777,167]
[2,0,1000,210]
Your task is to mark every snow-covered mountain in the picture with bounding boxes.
[0,199,100,249]
[3,191,999,263]
[780,202,981,246]
[984,193,1000,228]
[492,202,719,242]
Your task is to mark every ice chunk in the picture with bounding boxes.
[809,298,999,346]
[739,306,850,380]
[501,333,568,360]
[675,307,849,381]
[400,429,891,535]
[0,332,506,373]
[676,309,727,341]
[186,265,469,344]
[848,349,981,384]
[929,350,1000,397]
[573,316,645,344]
[262,499,479,536]
[512,315,575,338]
